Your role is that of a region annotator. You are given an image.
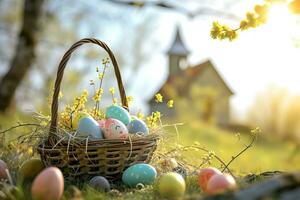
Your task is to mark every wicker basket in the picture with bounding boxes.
[37,38,159,180]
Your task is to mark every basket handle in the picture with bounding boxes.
[49,38,128,140]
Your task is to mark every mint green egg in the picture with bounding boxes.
[122,164,157,187]
[106,105,131,125]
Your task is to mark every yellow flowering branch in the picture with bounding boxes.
[93,58,110,116]
[211,3,270,41]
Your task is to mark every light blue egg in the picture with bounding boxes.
[127,119,149,135]
[122,164,157,187]
[76,117,103,139]
[106,105,131,125]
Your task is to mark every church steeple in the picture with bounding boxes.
[167,26,190,75]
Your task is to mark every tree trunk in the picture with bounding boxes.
[0,0,44,112]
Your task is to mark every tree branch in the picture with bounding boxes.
[222,133,258,173]
[0,123,41,135]
[105,0,240,20]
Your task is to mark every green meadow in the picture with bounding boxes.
[1,114,299,199]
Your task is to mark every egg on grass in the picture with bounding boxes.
[122,164,157,187]
[158,172,186,199]
[198,167,222,192]
[19,158,45,182]
[31,167,64,200]
[89,176,111,192]
[206,173,237,195]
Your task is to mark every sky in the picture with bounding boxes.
[107,0,300,121]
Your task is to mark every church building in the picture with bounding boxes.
[148,27,234,127]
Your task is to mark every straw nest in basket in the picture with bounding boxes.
[37,124,161,180]
[35,38,167,180]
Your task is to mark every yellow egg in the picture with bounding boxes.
[19,158,45,181]
[31,167,64,200]
[158,172,186,199]
[71,112,91,129]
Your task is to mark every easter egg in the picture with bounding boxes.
[31,167,64,200]
[106,105,131,125]
[76,117,103,139]
[158,172,186,199]
[19,158,45,181]
[206,173,237,195]
[89,176,111,192]
[122,164,157,187]
[0,159,8,181]
[127,118,149,135]
[131,116,139,121]
[97,119,106,129]
[161,158,178,169]
[103,118,128,140]
[198,167,222,192]
[72,112,91,129]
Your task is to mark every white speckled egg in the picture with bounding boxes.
[76,117,103,139]
[127,118,149,136]
[122,164,157,187]
[106,105,131,125]
[103,118,128,140]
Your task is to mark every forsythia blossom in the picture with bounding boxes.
[155,93,163,103]
[147,111,161,127]
[211,3,269,41]
[109,87,115,95]
[167,100,174,108]
[126,96,134,105]
[93,88,104,102]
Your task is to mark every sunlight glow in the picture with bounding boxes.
[267,3,294,33]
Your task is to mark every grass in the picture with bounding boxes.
[171,121,300,174]
[1,115,300,199]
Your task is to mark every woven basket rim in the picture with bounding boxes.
[37,133,160,149]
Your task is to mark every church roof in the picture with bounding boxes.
[167,26,190,55]
[149,60,234,101]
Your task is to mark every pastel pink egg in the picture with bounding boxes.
[198,167,222,192]
[31,167,64,200]
[103,118,128,140]
[206,173,237,195]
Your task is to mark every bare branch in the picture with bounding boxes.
[222,133,258,173]
[105,0,240,20]
[0,123,41,135]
